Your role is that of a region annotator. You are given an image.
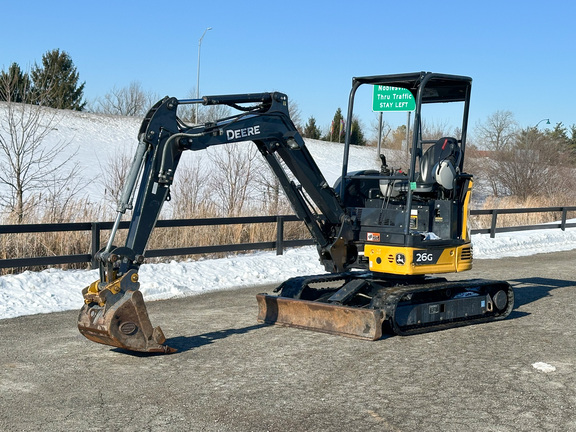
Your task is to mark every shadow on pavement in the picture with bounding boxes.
[110,324,268,356]
[111,277,574,355]
[509,277,574,307]
[166,323,268,353]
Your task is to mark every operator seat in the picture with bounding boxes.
[415,137,461,193]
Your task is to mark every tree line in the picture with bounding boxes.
[1,49,576,226]
[302,108,367,146]
[0,49,371,144]
[4,49,576,152]
[0,49,85,110]
[470,110,576,201]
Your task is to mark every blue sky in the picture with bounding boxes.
[1,0,575,138]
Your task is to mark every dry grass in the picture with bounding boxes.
[0,194,310,274]
[469,195,576,230]
[2,190,574,275]
[0,199,105,274]
[2,142,574,275]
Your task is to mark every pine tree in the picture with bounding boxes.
[569,124,576,153]
[325,108,345,142]
[30,49,86,110]
[349,117,366,146]
[302,116,322,139]
[0,63,31,103]
[546,122,568,143]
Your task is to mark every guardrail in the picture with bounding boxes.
[0,206,574,270]
[0,215,313,270]
[471,206,576,238]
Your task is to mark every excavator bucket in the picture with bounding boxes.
[256,294,385,340]
[77,270,176,354]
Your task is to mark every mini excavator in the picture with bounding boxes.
[78,72,514,353]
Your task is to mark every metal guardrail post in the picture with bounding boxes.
[276,216,284,255]
[561,207,568,231]
[91,223,101,269]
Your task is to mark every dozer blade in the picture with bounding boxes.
[78,270,176,354]
[256,294,385,340]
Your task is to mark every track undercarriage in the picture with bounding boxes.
[257,273,514,339]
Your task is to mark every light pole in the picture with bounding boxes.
[196,26,212,123]
[535,118,550,128]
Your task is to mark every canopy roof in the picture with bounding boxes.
[353,72,472,103]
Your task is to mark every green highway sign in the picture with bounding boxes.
[372,85,415,112]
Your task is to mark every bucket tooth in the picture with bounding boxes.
[77,270,176,354]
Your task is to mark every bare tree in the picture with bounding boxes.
[473,111,519,196]
[475,110,518,151]
[0,72,79,223]
[420,119,453,141]
[252,154,291,215]
[369,113,392,148]
[288,98,302,132]
[181,103,233,125]
[198,104,232,124]
[93,81,159,117]
[469,125,574,201]
[171,154,209,217]
[492,128,569,200]
[35,170,85,223]
[207,143,260,216]
[98,149,134,214]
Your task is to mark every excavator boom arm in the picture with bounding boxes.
[132,93,355,270]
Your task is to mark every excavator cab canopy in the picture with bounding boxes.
[351,72,472,103]
[338,72,472,238]
[341,72,472,183]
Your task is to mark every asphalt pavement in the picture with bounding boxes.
[0,250,575,432]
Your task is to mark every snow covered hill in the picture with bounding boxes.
[0,102,386,207]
